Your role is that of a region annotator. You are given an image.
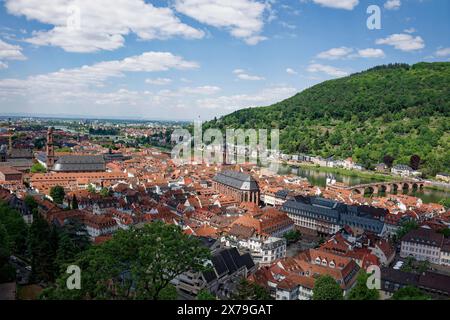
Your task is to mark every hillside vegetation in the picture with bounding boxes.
[205,62,450,176]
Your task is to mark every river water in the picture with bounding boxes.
[275,164,449,204]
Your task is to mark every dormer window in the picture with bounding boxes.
[315,257,321,265]
[329,261,335,268]
[322,259,327,266]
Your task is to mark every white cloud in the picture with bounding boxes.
[317,47,385,59]
[317,47,353,60]
[196,86,297,110]
[5,0,204,53]
[145,78,172,85]
[357,48,385,58]
[311,0,359,10]
[0,52,198,100]
[233,69,265,81]
[435,48,450,57]
[376,33,425,51]
[174,0,268,45]
[404,28,416,34]
[286,68,298,75]
[307,63,349,77]
[384,0,401,10]
[180,86,221,95]
[0,39,26,61]
[0,62,8,70]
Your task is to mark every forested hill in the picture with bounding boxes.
[205,62,450,176]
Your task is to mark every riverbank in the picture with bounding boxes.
[293,163,394,182]
[424,184,450,192]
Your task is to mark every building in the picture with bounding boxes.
[52,155,106,172]
[231,207,294,238]
[212,170,260,204]
[222,224,287,265]
[38,127,106,172]
[380,267,450,299]
[0,144,33,172]
[391,164,421,177]
[281,196,386,236]
[251,247,360,300]
[436,173,450,183]
[173,245,255,299]
[30,172,127,195]
[400,226,449,265]
[261,189,291,206]
[0,166,23,182]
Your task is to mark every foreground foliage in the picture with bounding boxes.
[313,275,343,300]
[41,222,211,300]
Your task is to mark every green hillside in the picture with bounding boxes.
[206,62,450,176]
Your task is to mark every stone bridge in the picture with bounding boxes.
[347,180,426,196]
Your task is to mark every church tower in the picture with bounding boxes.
[46,127,56,168]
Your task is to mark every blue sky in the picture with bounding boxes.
[0,0,448,121]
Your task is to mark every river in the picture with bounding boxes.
[274,164,449,204]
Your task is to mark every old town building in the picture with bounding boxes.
[212,170,260,204]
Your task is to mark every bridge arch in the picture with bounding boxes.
[378,184,388,194]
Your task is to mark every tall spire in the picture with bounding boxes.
[46,127,56,168]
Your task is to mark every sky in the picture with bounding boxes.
[0,0,448,121]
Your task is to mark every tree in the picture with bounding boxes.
[24,195,38,212]
[232,278,272,300]
[283,230,301,244]
[410,155,421,170]
[197,289,216,300]
[42,221,211,300]
[30,162,46,173]
[87,184,96,194]
[0,202,28,255]
[383,155,395,168]
[50,186,65,205]
[396,220,419,241]
[71,195,78,210]
[391,286,431,300]
[347,271,379,300]
[313,275,343,300]
[439,198,450,210]
[99,187,110,197]
[28,211,57,282]
[63,218,90,252]
[0,222,15,283]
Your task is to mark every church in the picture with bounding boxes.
[212,170,260,204]
[37,127,106,173]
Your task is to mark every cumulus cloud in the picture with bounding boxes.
[404,28,416,34]
[4,0,204,53]
[317,47,385,59]
[286,68,298,75]
[0,51,198,100]
[0,39,26,60]
[384,0,401,10]
[233,69,265,81]
[0,39,26,68]
[356,48,385,58]
[376,33,425,51]
[145,78,172,85]
[174,0,269,45]
[317,47,353,60]
[311,0,359,10]
[435,48,450,57]
[180,86,221,95]
[196,86,297,110]
[307,63,349,77]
